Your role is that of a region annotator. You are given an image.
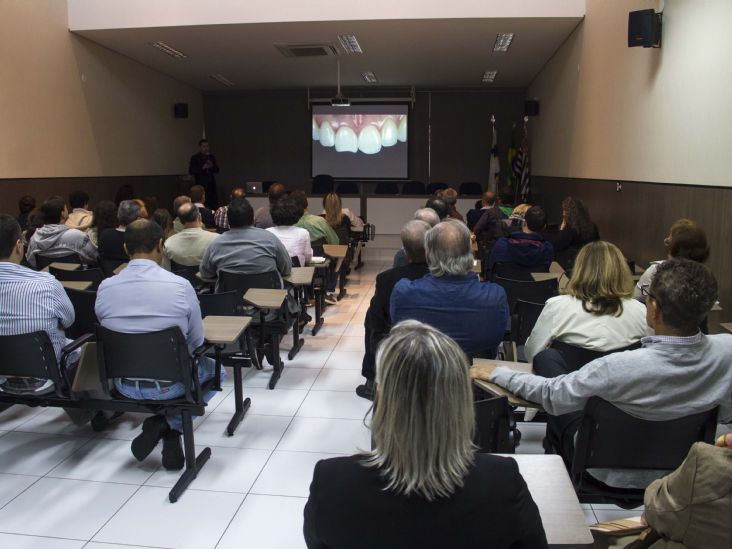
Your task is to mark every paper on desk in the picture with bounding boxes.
[311,257,326,264]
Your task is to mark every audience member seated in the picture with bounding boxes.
[132,198,149,219]
[322,192,352,244]
[98,199,142,265]
[392,208,440,268]
[488,205,554,274]
[466,199,483,230]
[151,208,175,240]
[87,200,118,248]
[190,185,215,229]
[291,190,339,245]
[164,202,219,268]
[26,196,98,268]
[473,259,732,488]
[471,191,508,250]
[254,182,286,229]
[357,220,430,401]
[171,195,192,233]
[267,196,313,268]
[95,220,224,470]
[424,196,449,220]
[65,190,93,231]
[507,203,531,230]
[391,220,508,359]
[633,218,710,304]
[304,321,548,549]
[439,187,464,222]
[546,196,600,269]
[22,208,43,244]
[525,241,650,364]
[213,187,246,232]
[17,195,36,232]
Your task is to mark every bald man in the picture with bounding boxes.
[214,187,246,232]
[392,208,440,268]
[164,202,219,267]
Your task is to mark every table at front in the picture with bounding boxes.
[499,454,594,547]
[203,315,252,436]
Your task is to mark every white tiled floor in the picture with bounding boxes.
[0,243,638,547]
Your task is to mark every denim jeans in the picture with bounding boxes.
[114,356,224,432]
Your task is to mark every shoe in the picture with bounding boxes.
[324,294,337,305]
[162,430,185,470]
[91,411,124,432]
[355,379,375,401]
[131,415,169,462]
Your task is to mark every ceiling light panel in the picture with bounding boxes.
[148,41,187,59]
[493,33,514,52]
[338,34,363,54]
[210,73,235,87]
[361,71,377,83]
[482,70,498,83]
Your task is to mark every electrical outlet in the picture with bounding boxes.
[616,182,623,192]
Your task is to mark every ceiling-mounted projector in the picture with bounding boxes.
[331,96,350,107]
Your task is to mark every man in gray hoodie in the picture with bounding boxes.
[26,196,98,268]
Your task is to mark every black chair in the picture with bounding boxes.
[50,267,105,291]
[494,276,559,312]
[401,180,426,195]
[337,182,359,195]
[491,262,548,282]
[36,252,83,271]
[99,257,127,278]
[571,397,718,508]
[550,340,642,374]
[374,182,399,194]
[64,288,99,340]
[312,174,335,194]
[510,300,545,349]
[473,396,517,453]
[95,325,218,502]
[171,262,210,293]
[459,182,483,196]
[426,182,448,194]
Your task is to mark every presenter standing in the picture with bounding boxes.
[188,139,219,209]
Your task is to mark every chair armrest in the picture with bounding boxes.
[61,333,94,357]
[192,342,215,358]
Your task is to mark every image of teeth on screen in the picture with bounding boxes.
[311,105,408,179]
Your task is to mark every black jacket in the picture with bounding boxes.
[304,453,548,549]
[188,153,220,208]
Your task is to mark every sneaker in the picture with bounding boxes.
[131,415,169,462]
[162,430,185,470]
[355,379,375,401]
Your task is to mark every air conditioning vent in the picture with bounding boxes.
[275,43,339,58]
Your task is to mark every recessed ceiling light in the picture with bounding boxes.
[338,34,363,54]
[210,73,235,87]
[148,41,187,59]
[361,71,377,83]
[493,33,514,52]
[482,70,498,83]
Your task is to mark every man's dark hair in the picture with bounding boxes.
[228,197,254,228]
[271,197,304,226]
[482,191,498,207]
[424,197,448,220]
[198,139,208,146]
[124,219,164,256]
[290,190,308,211]
[668,220,710,263]
[178,202,200,225]
[650,258,718,333]
[190,185,206,204]
[68,190,89,209]
[18,195,36,214]
[0,214,21,259]
[524,206,547,232]
[41,196,66,225]
[268,182,287,204]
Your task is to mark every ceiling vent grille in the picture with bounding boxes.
[275,43,339,58]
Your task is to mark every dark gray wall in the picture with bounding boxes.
[202,88,527,198]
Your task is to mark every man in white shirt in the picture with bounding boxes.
[164,202,219,268]
[266,196,313,267]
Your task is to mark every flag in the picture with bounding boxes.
[487,125,500,192]
[511,126,530,202]
[507,126,518,190]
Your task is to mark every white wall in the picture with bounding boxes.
[528,0,732,187]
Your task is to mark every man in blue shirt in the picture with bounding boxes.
[488,205,554,273]
[390,220,508,359]
[96,220,223,470]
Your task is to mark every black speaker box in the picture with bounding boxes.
[628,9,662,48]
[173,103,189,118]
[524,100,540,117]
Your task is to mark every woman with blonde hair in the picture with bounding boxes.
[525,240,651,366]
[321,192,352,244]
[304,320,547,549]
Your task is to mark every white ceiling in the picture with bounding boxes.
[73,17,583,91]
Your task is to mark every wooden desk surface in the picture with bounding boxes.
[42,262,82,272]
[60,280,93,291]
[113,263,128,275]
[323,244,348,258]
[472,259,481,273]
[720,322,732,333]
[471,241,478,252]
[308,258,331,269]
[532,271,568,291]
[499,454,593,547]
[634,264,645,275]
[712,303,723,312]
[203,315,252,344]
[244,288,287,309]
[472,359,542,409]
[284,266,315,286]
[549,261,564,275]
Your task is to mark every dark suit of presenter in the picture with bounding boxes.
[188,153,220,209]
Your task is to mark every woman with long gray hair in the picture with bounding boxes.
[303,320,547,548]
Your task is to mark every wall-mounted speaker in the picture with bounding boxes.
[524,100,540,117]
[173,103,189,118]
[628,9,662,48]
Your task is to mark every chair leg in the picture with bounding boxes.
[288,316,304,360]
[168,410,211,503]
[226,362,251,436]
[312,285,325,336]
[245,331,261,370]
[268,334,284,390]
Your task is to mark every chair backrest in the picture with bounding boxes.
[0,331,64,393]
[312,174,335,195]
[337,181,359,195]
[170,260,199,273]
[473,396,514,453]
[198,291,239,317]
[572,397,718,488]
[311,237,326,257]
[494,276,559,311]
[374,182,399,194]
[50,267,104,290]
[426,182,448,194]
[95,325,195,400]
[549,340,642,373]
[36,252,82,270]
[510,300,545,346]
[64,288,98,339]
[491,262,547,282]
[401,180,426,195]
[218,270,281,295]
[99,258,126,278]
[334,224,351,245]
[172,266,207,292]
[459,182,483,196]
